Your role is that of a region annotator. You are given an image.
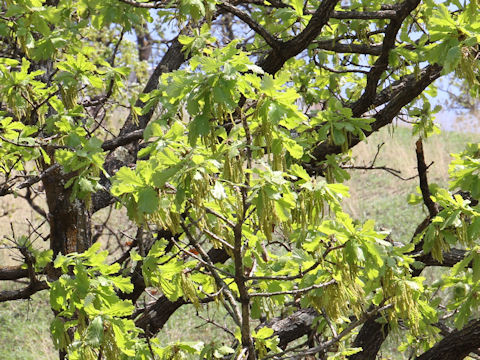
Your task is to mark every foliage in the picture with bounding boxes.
[0,0,479,360]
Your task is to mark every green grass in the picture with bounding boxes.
[344,126,479,243]
[0,125,478,359]
[0,289,55,360]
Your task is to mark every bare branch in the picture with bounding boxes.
[17,164,61,190]
[0,265,28,281]
[250,279,336,297]
[116,0,165,8]
[101,129,144,151]
[351,0,422,117]
[258,0,340,74]
[415,139,439,217]
[218,2,281,50]
[0,280,49,302]
[315,40,383,55]
[330,9,397,19]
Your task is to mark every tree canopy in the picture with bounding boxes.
[0,0,480,359]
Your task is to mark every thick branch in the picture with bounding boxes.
[416,139,439,217]
[258,0,340,74]
[218,2,280,50]
[262,308,319,349]
[348,312,388,360]
[372,70,426,108]
[308,63,443,167]
[330,10,397,19]
[101,129,144,151]
[418,248,468,268]
[416,319,480,360]
[0,280,48,302]
[351,0,421,117]
[315,40,383,55]
[0,265,28,280]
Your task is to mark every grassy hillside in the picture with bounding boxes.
[344,126,479,243]
[0,125,478,358]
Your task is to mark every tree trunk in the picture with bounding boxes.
[42,165,91,257]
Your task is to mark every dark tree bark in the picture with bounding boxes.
[416,320,480,360]
[259,0,339,74]
[263,308,319,349]
[42,165,91,256]
[348,315,388,360]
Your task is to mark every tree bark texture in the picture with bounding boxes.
[42,162,91,257]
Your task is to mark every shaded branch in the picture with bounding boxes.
[101,129,144,151]
[348,311,388,360]
[308,63,443,168]
[0,280,49,302]
[416,319,480,360]
[330,9,397,19]
[315,40,383,55]
[261,308,319,349]
[218,2,280,50]
[0,265,28,281]
[372,70,430,108]
[258,0,340,74]
[351,0,422,117]
[416,139,439,217]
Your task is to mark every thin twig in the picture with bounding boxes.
[179,221,242,326]
[250,279,336,297]
[195,313,236,338]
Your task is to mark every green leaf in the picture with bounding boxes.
[111,167,144,196]
[290,0,304,16]
[152,164,182,188]
[188,114,210,145]
[213,345,235,358]
[254,327,274,339]
[110,276,134,293]
[85,316,104,347]
[290,163,310,181]
[138,187,159,214]
[444,46,462,73]
[283,138,303,159]
[331,129,346,145]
